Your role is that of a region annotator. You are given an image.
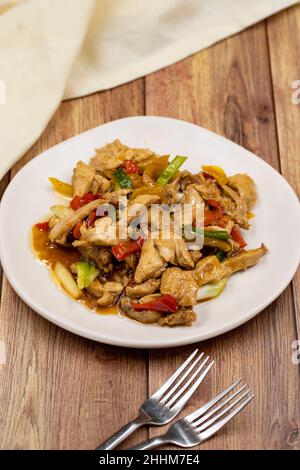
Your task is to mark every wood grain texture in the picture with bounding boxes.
[0,80,149,450]
[267,4,300,337]
[0,7,299,450]
[146,19,300,449]
[0,171,10,299]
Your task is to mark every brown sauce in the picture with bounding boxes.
[32,226,80,268]
[31,226,118,315]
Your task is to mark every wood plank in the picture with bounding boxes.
[0,79,148,449]
[0,171,10,300]
[267,4,300,337]
[146,20,300,449]
[0,172,9,201]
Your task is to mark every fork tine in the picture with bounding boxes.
[151,349,200,400]
[160,353,208,405]
[165,356,210,408]
[169,360,214,412]
[185,379,242,423]
[198,394,254,441]
[197,389,252,432]
[193,384,248,427]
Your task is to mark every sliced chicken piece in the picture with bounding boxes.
[90,139,128,171]
[91,174,111,195]
[96,139,129,155]
[227,174,257,210]
[49,199,102,245]
[99,145,157,165]
[222,243,267,275]
[120,296,162,323]
[134,239,167,284]
[87,279,123,306]
[182,185,204,205]
[86,279,105,297]
[221,184,249,229]
[192,174,221,200]
[190,176,249,229]
[203,237,231,252]
[128,194,161,221]
[180,185,204,232]
[193,256,224,287]
[90,154,123,172]
[191,173,248,227]
[180,170,201,190]
[73,216,119,247]
[160,267,198,307]
[158,309,196,326]
[72,161,95,197]
[96,291,115,306]
[126,279,160,298]
[106,189,132,205]
[118,194,161,233]
[129,194,161,207]
[155,238,194,268]
[130,147,159,163]
[194,244,268,286]
[48,215,59,229]
[164,178,181,205]
[147,204,177,234]
[189,251,202,263]
[103,282,123,293]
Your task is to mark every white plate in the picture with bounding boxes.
[0,117,299,348]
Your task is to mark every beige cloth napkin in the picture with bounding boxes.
[0,0,297,180]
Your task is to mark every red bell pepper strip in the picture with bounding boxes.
[35,221,50,232]
[82,192,96,205]
[204,210,217,226]
[87,210,97,228]
[231,225,247,249]
[204,199,224,226]
[70,195,82,210]
[70,192,98,211]
[132,294,179,313]
[112,237,144,261]
[122,160,140,174]
[73,221,83,239]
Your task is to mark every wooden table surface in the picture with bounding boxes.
[0,5,299,450]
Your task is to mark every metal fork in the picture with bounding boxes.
[96,349,213,450]
[130,379,254,450]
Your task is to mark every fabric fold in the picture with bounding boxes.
[0,0,95,178]
[0,0,298,180]
[64,0,298,99]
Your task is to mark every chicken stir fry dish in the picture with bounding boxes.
[33,139,268,327]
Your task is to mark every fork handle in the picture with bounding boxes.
[96,418,144,450]
[130,436,168,450]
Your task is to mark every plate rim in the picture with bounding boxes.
[0,115,299,348]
